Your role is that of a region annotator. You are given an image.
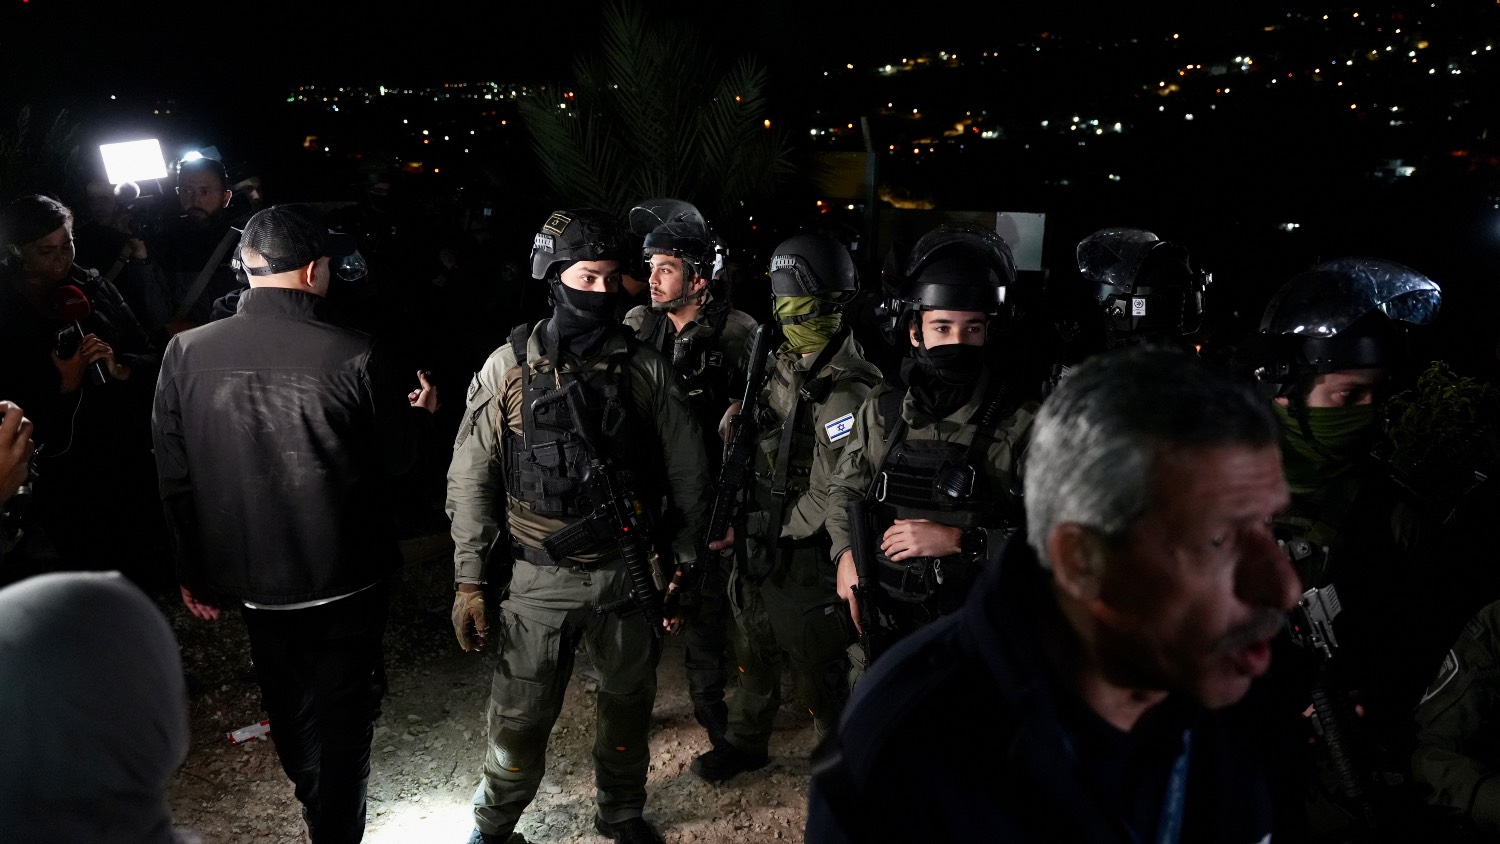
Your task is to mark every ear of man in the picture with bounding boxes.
[1048,523,1107,603]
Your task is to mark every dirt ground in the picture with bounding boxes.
[165,533,818,844]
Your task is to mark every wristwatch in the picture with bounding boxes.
[959,527,987,562]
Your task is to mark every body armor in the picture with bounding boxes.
[865,388,1004,608]
[505,324,639,520]
[637,306,733,410]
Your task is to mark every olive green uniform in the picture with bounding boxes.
[622,302,757,716]
[823,369,1038,684]
[1411,599,1500,835]
[723,331,882,749]
[446,321,709,837]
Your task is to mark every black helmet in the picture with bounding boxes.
[530,209,626,281]
[629,198,706,238]
[769,233,857,299]
[903,222,1015,315]
[1254,257,1441,398]
[768,232,859,326]
[1075,227,1209,340]
[642,219,724,282]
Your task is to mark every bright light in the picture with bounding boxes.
[100,139,169,185]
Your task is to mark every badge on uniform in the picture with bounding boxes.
[825,412,855,443]
[1418,649,1461,705]
[466,375,482,403]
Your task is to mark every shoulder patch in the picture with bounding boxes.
[1419,649,1462,706]
[825,412,855,443]
[466,375,482,404]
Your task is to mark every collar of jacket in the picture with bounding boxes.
[237,286,328,320]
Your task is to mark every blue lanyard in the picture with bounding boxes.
[1154,728,1193,844]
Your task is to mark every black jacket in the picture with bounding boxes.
[152,287,429,604]
[806,535,1276,844]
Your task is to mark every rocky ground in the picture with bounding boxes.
[165,533,818,844]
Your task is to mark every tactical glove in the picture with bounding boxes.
[451,589,488,651]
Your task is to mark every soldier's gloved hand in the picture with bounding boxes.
[451,588,488,652]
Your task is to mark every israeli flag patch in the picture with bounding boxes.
[824,413,855,443]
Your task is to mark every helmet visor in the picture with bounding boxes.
[1263,257,1441,337]
[1076,227,1160,298]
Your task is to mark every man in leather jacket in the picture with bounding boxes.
[153,204,438,843]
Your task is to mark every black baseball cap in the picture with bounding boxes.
[238,204,356,276]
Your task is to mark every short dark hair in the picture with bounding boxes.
[1,194,73,250]
[177,157,228,190]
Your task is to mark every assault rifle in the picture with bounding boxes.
[663,324,773,618]
[1287,584,1386,832]
[703,323,773,549]
[532,381,666,638]
[845,498,885,666]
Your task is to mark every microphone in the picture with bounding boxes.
[53,285,109,387]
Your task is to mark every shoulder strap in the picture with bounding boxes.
[961,377,1010,467]
[173,228,238,322]
[509,323,530,366]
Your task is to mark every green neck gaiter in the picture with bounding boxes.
[1275,401,1377,492]
[774,296,841,355]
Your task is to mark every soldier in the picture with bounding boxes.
[688,232,883,783]
[622,209,757,750]
[446,209,714,844]
[1249,257,1455,840]
[823,223,1040,685]
[1412,598,1500,839]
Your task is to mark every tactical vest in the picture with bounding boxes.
[638,305,733,416]
[866,384,1012,606]
[752,355,871,500]
[505,324,640,519]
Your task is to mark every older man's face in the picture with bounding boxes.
[1094,443,1299,709]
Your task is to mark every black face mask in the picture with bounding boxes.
[550,281,619,358]
[901,343,985,419]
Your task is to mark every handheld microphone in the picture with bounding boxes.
[53,285,109,386]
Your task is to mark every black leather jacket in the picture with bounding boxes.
[152,287,430,604]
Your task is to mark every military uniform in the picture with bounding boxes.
[1412,599,1500,837]
[824,368,1038,682]
[446,319,709,836]
[623,298,755,730]
[719,330,882,752]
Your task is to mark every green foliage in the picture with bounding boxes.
[0,106,82,206]
[1376,361,1500,511]
[517,0,791,221]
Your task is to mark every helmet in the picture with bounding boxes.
[642,219,725,282]
[629,198,706,237]
[1254,257,1441,398]
[530,209,626,281]
[768,232,859,326]
[769,233,858,300]
[897,222,1015,318]
[1075,227,1209,340]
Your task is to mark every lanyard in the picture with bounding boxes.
[1153,728,1193,844]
